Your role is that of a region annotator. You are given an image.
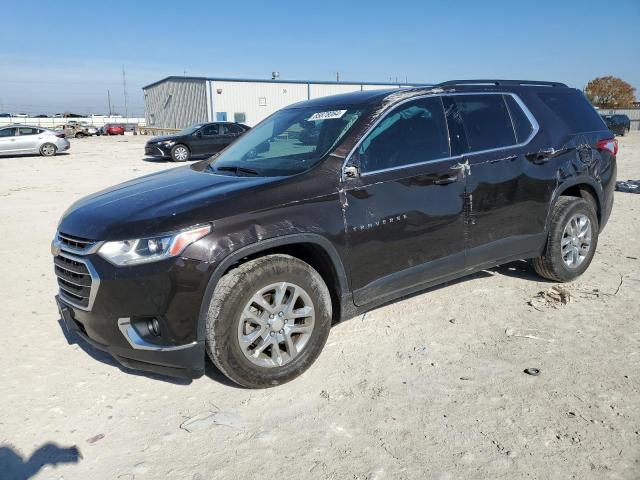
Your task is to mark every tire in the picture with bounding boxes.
[40,143,57,157]
[532,197,599,282]
[170,144,190,162]
[75,132,84,139]
[204,254,332,388]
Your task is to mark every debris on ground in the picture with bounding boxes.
[180,411,244,432]
[528,285,572,310]
[524,368,541,376]
[505,327,554,342]
[615,180,640,193]
[86,433,104,444]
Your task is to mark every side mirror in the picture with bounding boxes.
[256,141,270,153]
[196,131,202,138]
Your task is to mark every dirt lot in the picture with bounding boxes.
[0,134,639,480]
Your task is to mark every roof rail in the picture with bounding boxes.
[436,79,568,88]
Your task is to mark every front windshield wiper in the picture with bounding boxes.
[215,165,260,176]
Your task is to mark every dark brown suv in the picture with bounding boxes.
[53,80,617,387]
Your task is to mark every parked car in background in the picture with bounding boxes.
[13,113,28,118]
[0,125,69,156]
[600,114,631,136]
[0,113,10,117]
[144,122,250,161]
[78,123,99,136]
[53,80,616,387]
[104,124,126,135]
[35,114,49,118]
[57,124,90,139]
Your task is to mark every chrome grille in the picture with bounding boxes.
[53,230,101,311]
[57,232,98,254]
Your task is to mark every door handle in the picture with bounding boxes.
[434,173,459,185]
[526,147,558,164]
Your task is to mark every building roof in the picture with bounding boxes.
[142,75,430,90]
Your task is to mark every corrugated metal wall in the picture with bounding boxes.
[210,81,309,126]
[144,78,417,128]
[144,78,208,129]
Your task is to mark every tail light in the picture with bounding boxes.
[56,133,66,138]
[597,138,618,156]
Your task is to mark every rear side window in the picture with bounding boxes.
[358,97,449,173]
[201,124,219,136]
[537,91,605,132]
[444,94,516,153]
[505,95,534,143]
[18,127,39,135]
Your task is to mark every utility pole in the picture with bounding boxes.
[122,65,129,119]
[336,71,340,82]
[107,89,112,116]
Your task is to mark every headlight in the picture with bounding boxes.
[98,225,211,266]
[158,140,176,147]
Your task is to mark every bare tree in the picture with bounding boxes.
[585,76,636,108]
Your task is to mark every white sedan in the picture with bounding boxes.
[0,125,70,157]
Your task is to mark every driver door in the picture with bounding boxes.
[342,96,467,306]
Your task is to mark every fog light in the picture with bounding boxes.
[148,318,161,336]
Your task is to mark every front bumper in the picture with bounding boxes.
[53,250,213,379]
[57,295,205,378]
[144,143,171,157]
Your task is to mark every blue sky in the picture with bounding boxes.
[1,0,638,115]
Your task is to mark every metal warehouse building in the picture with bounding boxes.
[142,76,425,129]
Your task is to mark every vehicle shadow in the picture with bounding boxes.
[56,319,192,386]
[491,259,554,282]
[141,156,170,163]
[0,152,70,159]
[0,442,81,480]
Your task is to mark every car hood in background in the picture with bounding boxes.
[58,165,282,240]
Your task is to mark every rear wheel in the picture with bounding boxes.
[204,254,332,388]
[75,132,85,139]
[170,144,190,162]
[532,197,598,282]
[40,143,57,157]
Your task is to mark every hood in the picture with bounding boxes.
[148,134,181,143]
[58,165,282,240]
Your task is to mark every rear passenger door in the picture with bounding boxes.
[15,126,42,153]
[343,96,467,306]
[219,123,244,148]
[443,93,552,268]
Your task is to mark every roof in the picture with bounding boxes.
[142,75,429,90]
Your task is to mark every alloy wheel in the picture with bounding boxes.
[237,282,315,368]
[42,144,55,156]
[561,214,592,268]
[174,146,188,161]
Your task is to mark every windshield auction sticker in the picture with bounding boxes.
[307,110,347,121]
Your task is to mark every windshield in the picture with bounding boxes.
[208,106,368,176]
[179,124,203,135]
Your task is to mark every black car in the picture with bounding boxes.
[145,122,250,162]
[53,80,616,387]
[600,114,631,136]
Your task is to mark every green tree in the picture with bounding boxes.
[585,76,636,108]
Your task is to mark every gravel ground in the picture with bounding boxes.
[0,133,639,480]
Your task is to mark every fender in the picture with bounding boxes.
[195,233,351,342]
[544,175,604,233]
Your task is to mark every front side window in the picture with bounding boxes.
[0,128,17,137]
[445,94,516,152]
[201,124,219,136]
[209,105,368,176]
[358,97,449,173]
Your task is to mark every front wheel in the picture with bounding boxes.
[75,132,84,139]
[170,144,190,162]
[204,254,332,388]
[532,197,598,282]
[40,143,57,157]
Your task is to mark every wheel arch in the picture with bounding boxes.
[547,177,604,230]
[196,234,350,343]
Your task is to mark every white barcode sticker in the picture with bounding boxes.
[307,110,347,121]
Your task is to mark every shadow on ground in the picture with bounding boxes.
[0,443,81,480]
